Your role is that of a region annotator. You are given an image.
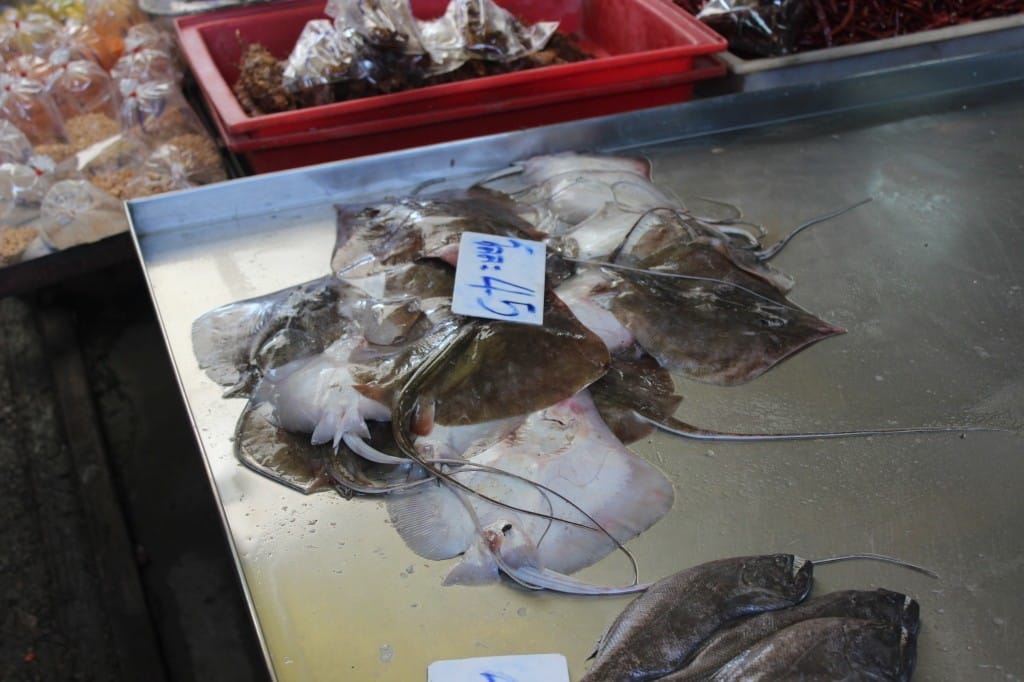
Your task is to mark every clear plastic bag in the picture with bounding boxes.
[39,177,128,248]
[0,154,58,218]
[0,11,62,60]
[694,0,810,58]
[146,132,226,187]
[425,0,558,64]
[49,59,119,124]
[282,19,355,93]
[0,120,33,164]
[0,73,68,146]
[84,0,147,69]
[117,79,206,142]
[123,22,177,55]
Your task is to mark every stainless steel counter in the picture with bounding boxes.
[128,50,1024,681]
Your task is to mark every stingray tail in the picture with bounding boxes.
[640,413,1003,442]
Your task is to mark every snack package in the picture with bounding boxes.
[0,120,33,164]
[38,177,127,248]
[76,131,153,196]
[49,59,119,123]
[691,0,810,58]
[281,19,354,95]
[0,224,46,266]
[117,78,205,142]
[0,11,62,59]
[326,0,432,92]
[0,73,68,146]
[123,22,177,55]
[424,0,557,64]
[0,154,58,219]
[147,132,226,187]
[110,46,182,84]
[61,19,122,68]
[84,0,146,69]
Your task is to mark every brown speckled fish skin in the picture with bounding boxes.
[663,589,919,681]
[580,555,814,682]
[708,617,917,682]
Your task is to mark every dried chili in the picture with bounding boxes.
[674,0,1024,54]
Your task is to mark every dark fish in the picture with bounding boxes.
[387,290,611,429]
[589,345,682,444]
[663,589,919,681]
[331,189,546,280]
[605,208,844,386]
[234,398,419,496]
[708,617,917,681]
[580,554,814,682]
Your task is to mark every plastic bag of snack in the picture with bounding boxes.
[49,59,119,125]
[76,130,152,194]
[146,132,226,187]
[281,19,355,95]
[0,11,62,60]
[123,22,177,56]
[422,0,557,64]
[690,0,810,58]
[0,73,68,146]
[326,0,434,90]
[61,19,123,69]
[0,224,47,266]
[84,0,146,69]
[110,45,182,84]
[0,120,33,164]
[38,177,128,248]
[117,79,206,142]
[0,154,58,218]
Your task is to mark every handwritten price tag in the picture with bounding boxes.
[427,653,570,682]
[451,232,546,326]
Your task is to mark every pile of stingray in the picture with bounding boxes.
[192,152,937,594]
[581,554,920,681]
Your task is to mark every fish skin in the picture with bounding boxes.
[662,589,919,681]
[580,555,814,682]
[708,617,917,682]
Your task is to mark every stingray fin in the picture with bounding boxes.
[443,539,500,586]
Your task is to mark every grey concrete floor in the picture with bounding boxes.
[1,253,271,682]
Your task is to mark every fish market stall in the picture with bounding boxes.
[128,48,1024,681]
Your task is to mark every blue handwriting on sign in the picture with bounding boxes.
[452,232,545,325]
[480,672,518,682]
[472,238,535,272]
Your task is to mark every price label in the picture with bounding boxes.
[451,232,546,326]
[427,653,570,682]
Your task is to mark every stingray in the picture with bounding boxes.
[191,275,367,398]
[386,390,674,591]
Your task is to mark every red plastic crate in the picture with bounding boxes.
[216,57,724,173]
[177,0,725,136]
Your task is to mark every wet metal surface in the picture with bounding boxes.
[129,51,1024,681]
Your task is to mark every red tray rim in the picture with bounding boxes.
[176,0,727,136]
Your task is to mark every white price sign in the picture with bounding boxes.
[451,232,546,326]
[427,653,570,682]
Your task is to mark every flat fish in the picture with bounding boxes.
[709,617,917,682]
[405,291,611,427]
[606,208,844,385]
[191,275,364,397]
[580,555,814,682]
[663,589,920,681]
[386,390,674,586]
[234,398,417,495]
[331,189,545,284]
[589,344,682,445]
